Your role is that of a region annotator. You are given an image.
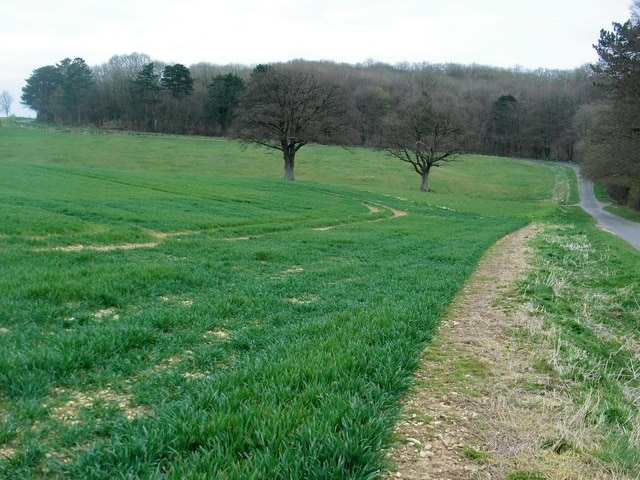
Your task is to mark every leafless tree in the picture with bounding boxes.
[382,95,464,192]
[0,90,13,116]
[234,64,343,180]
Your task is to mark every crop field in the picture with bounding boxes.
[0,122,587,478]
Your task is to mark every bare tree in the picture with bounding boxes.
[382,95,464,192]
[0,90,13,116]
[234,64,342,180]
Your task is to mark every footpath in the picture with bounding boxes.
[385,225,616,479]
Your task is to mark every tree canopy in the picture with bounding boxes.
[57,57,94,124]
[20,56,595,163]
[131,63,161,130]
[21,58,93,124]
[161,64,194,97]
[382,94,464,191]
[21,65,61,122]
[207,73,245,135]
[234,65,342,180]
[578,13,640,209]
[22,50,630,198]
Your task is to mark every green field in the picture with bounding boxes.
[0,122,636,478]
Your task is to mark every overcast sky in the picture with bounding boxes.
[2,0,633,117]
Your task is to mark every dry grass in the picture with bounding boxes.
[364,203,382,214]
[282,265,305,275]
[286,294,319,305]
[144,229,200,239]
[0,447,15,460]
[48,386,150,425]
[205,329,230,340]
[386,224,624,479]
[34,242,159,253]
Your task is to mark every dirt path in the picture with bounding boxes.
[385,224,614,479]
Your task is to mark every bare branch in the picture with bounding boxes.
[233,65,343,180]
[380,95,464,191]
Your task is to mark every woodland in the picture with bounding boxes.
[19,11,640,208]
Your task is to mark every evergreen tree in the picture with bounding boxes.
[161,64,194,97]
[581,18,640,209]
[593,20,640,102]
[486,95,519,156]
[132,62,161,130]
[207,73,245,134]
[21,65,61,122]
[249,64,273,81]
[56,57,94,124]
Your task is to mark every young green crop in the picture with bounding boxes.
[0,123,563,478]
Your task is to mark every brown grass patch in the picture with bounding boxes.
[158,295,194,307]
[388,206,408,218]
[36,242,159,253]
[92,308,119,320]
[282,266,304,275]
[144,229,199,239]
[181,372,207,380]
[205,329,230,340]
[145,353,190,375]
[33,229,200,254]
[0,446,16,460]
[364,203,382,214]
[367,203,408,221]
[312,202,407,232]
[49,387,149,424]
[286,294,318,305]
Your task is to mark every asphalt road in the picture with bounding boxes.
[568,164,640,250]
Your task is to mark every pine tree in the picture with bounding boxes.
[160,64,194,97]
[21,65,61,122]
[207,73,245,134]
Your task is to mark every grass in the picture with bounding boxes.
[605,204,640,222]
[401,200,639,477]
[519,206,640,475]
[593,181,640,222]
[462,445,492,463]
[506,470,548,480]
[0,121,610,478]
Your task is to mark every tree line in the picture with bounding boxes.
[576,1,640,210]
[20,54,592,159]
[18,6,640,206]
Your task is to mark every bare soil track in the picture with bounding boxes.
[385,224,615,479]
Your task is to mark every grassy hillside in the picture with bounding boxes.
[0,122,598,478]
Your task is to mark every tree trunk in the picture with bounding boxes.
[283,146,295,181]
[420,171,431,191]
